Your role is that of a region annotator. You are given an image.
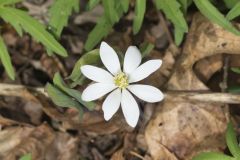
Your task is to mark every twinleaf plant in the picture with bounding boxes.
[0,0,67,80]
[193,122,240,160]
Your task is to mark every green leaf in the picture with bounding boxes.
[69,49,100,84]
[193,0,240,36]
[0,0,22,5]
[120,0,129,13]
[231,67,240,74]
[48,0,79,37]
[84,16,112,51]
[226,1,240,20]
[133,0,146,34]
[178,0,192,14]
[226,122,240,158]
[87,0,100,10]
[192,152,234,160]
[223,0,239,9]
[174,27,185,45]
[0,36,15,80]
[85,1,125,50]
[46,83,84,115]
[0,7,68,57]
[155,0,188,32]
[20,153,31,160]
[140,42,154,57]
[228,86,240,93]
[53,73,95,110]
[102,0,119,24]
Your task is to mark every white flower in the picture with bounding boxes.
[80,42,164,127]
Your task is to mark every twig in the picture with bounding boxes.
[165,91,240,104]
[220,55,229,92]
[0,83,239,104]
[0,83,47,98]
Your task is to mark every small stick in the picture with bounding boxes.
[165,91,240,104]
[0,83,47,98]
[220,55,229,92]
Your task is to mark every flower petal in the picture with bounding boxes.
[100,42,121,75]
[81,65,114,83]
[102,89,121,120]
[121,89,139,127]
[129,60,162,83]
[82,83,116,101]
[127,85,164,102]
[123,46,142,74]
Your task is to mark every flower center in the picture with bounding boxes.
[114,72,129,89]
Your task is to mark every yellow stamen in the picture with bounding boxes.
[114,72,129,89]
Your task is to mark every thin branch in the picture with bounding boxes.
[165,91,240,104]
[0,83,47,98]
[0,83,239,104]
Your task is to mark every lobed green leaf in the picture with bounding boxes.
[53,73,95,110]
[0,36,15,80]
[178,0,193,14]
[69,49,100,86]
[155,0,188,32]
[0,7,68,57]
[223,0,239,9]
[85,0,126,51]
[133,0,146,34]
[0,0,22,5]
[48,0,79,37]
[84,16,112,51]
[120,0,129,13]
[87,0,100,10]
[226,122,240,158]
[155,0,188,45]
[20,153,31,160]
[174,27,185,46]
[102,0,119,24]
[194,0,240,36]
[46,83,84,116]
[140,42,154,57]
[226,1,240,20]
[192,152,234,160]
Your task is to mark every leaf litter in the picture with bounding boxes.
[1,4,240,160]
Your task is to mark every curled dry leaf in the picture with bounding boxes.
[194,55,223,83]
[0,124,54,159]
[0,124,79,160]
[145,44,180,88]
[145,13,240,160]
[46,132,79,160]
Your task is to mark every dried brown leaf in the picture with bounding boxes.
[145,13,240,160]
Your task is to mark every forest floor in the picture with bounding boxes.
[0,0,240,160]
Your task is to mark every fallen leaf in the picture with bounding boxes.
[145,13,240,160]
